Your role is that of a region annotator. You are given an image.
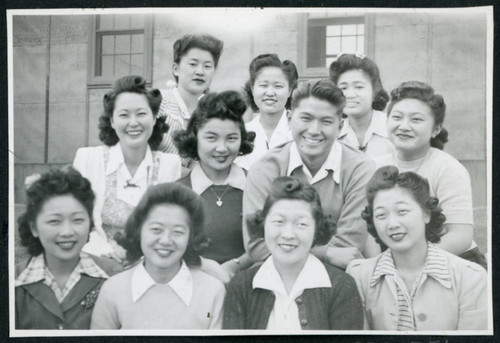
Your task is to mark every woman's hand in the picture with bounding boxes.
[325,247,364,270]
[200,257,231,285]
[221,259,240,278]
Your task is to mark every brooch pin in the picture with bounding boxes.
[81,289,100,312]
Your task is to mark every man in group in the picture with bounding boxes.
[243,79,377,269]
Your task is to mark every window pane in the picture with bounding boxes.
[341,36,356,52]
[114,15,130,30]
[115,35,131,54]
[326,37,340,55]
[131,54,144,76]
[101,35,114,55]
[307,25,326,68]
[326,25,340,36]
[357,24,365,34]
[341,24,357,35]
[115,55,131,77]
[130,14,145,28]
[98,15,113,30]
[101,56,114,78]
[357,36,365,53]
[131,34,144,53]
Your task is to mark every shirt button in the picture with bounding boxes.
[295,297,303,304]
[300,319,308,326]
[58,324,64,330]
[417,313,427,322]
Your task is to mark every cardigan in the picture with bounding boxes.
[243,141,375,262]
[15,254,123,330]
[222,262,364,330]
[346,246,488,331]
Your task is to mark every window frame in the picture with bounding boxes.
[297,13,375,79]
[87,14,153,87]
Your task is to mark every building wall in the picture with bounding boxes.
[13,12,488,215]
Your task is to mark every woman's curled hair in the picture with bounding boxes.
[246,176,335,247]
[117,182,209,267]
[329,53,389,111]
[244,53,298,112]
[17,166,95,257]
[173,90,255,159]
[99,75,168,150]
[361,166,446,250]
[387,81,448,149]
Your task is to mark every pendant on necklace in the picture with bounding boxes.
[216,200,223,207]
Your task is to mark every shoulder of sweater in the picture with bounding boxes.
[428,148,469,175]
[176,173,191,186]
[437,246,486,275]
[189,267,226,291]
[248,143,291,175]
[345,255,380,281]
[339,141,374,167]
[101,268,134,290]
[227,265,260,289]
[322,263,357,285]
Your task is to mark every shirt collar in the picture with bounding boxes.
[106,143,153,176]
[15,252,109,287]
[287,141,342,184]
[131,260,193,305]
[338,111,388,140]
[370,243,452,289]
[190,163,246,195]
[253,254,332,297]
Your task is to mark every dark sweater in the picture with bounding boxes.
[177,175,245,263]
[222,262,364,330]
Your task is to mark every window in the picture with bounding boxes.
[298,14,373,78]
[89,14,153,85]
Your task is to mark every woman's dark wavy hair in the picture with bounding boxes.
[246,176,335,247]
[98,75,167,150]
[291,79,346,117]
[387,81,449,149]
[244,54,299,112]
[17,166,95,257]
[172,34,224,82]
[117,182,208,267]
[329,54,389,111]
[361,166,446,251]
[173,91,255,159]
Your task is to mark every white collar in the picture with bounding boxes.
[287,141,342,184]
[190,163,246,195]
[253,254,332,297]
[339,110,388,140]
[106,143,154,176]
[131,260,193,305]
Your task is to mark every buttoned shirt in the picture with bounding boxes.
[253,254,332,330]
[338,110,395,159]
[16,252,109,303]
[287,140,342,184]
[131,260,193,305]
[235,110,293,171]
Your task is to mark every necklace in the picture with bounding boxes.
[209,185,231,207]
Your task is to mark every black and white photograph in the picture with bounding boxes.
[7,6,493,338]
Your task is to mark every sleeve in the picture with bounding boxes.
[457,263,489,330]
[90,280,121,329]
[157,153,182,183]
[346,260,370,330]
[242,160,276,263]
[328,272,364,330]
[208,281,227,329]
[434,159,474,225]
[331,158,375,251]
[222,276,248,329]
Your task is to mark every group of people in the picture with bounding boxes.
[15,33,488,332]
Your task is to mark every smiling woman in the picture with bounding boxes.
[73,76,181,264]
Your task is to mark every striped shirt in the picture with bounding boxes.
[369,244,452,331]
[16,253,109,303]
